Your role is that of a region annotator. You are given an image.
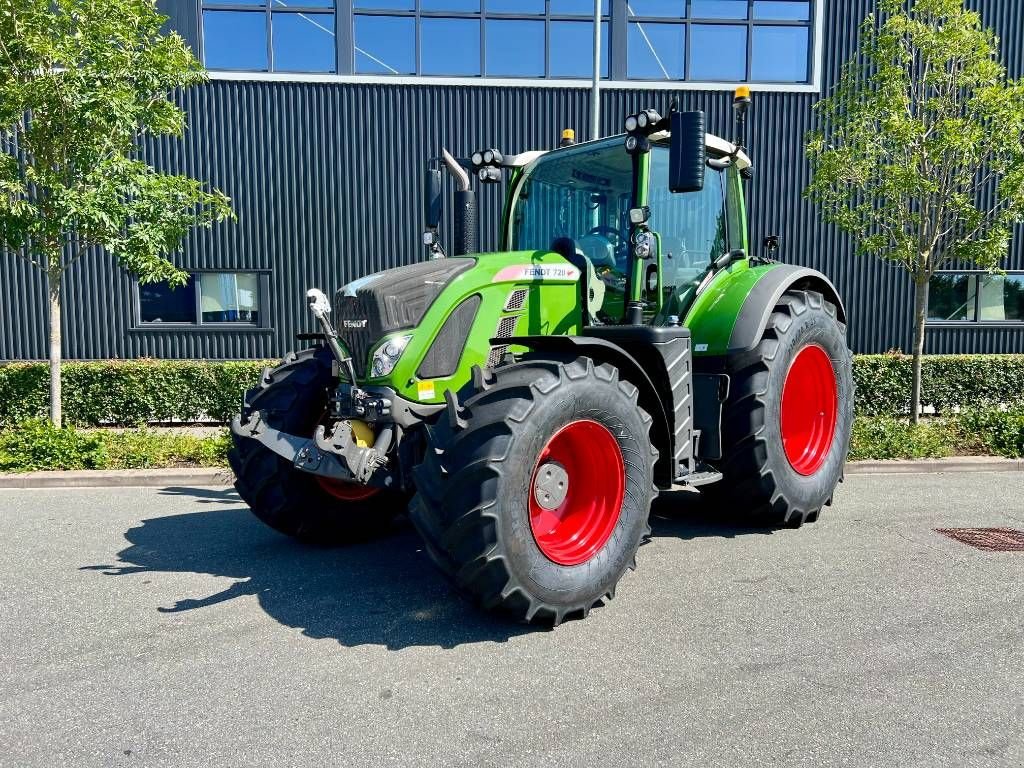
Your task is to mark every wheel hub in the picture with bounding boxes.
[533,461,569,510]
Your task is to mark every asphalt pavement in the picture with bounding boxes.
[1,474,1022,767]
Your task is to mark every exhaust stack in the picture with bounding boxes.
[441,148,479,256]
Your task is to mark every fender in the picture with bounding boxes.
[509,334,678,488]
[728,265,846,353]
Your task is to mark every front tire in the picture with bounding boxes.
[229,346,404,544]
[409,356,657,625]
[711,289,853,527]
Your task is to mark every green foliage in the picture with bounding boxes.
[806,0,1024,275]
[0,421,230,472]
[0,0,233,280]
[97,428,231,469]
[852,353,1024,415]
[850,408,1024,460]
[0,359,269,426]
[959,407,1024,458]
[0,419,107,471]
[849,415,957,460]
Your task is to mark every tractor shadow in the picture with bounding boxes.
[81,487,771,651]
[649,489,777,540]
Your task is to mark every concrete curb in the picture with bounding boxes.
[0,456,1021,489]
[845,456,1024,475]
[0,467,234,489]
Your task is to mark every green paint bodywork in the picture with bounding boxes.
[362,250,582,404]
[344,135,786,405]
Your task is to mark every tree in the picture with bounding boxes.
[805,0,1024,423]
[0,0,232,426]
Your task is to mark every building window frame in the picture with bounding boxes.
[926,270,1024,328]
[132,269,273,332]
[200,0,824,91]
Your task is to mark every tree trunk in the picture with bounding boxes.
[910,274,929,426]
[47,271,62,428]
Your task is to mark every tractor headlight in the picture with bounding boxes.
[371,334,412,378]
[483,149,494,164]
[625,115,638,133]
[633,231,654,259]
[625,135,639,153]
[636,111,649,129]
[471,151,484,167]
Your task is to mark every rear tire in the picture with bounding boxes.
[710,289,853,527]
[229,346,403,544]
[409,356,658,625]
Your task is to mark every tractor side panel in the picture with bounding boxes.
[380,250,583,404]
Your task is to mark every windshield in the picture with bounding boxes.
[509,139,634,275]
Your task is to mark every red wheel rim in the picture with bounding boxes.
[317,476,380,501]
[528,420,625,566]
[780,344,839,476]
[310,410,381,502]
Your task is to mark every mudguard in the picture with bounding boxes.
[728,265,846,353]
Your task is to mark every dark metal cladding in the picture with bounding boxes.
[1,0,1023,361]
[333,258,474,375]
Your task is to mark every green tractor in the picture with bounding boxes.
[230,89,853,625]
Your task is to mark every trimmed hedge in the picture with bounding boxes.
[853,354,1024,416]
[2,353,1024,426]
[0,359,269,427]
[849,409,1024,460]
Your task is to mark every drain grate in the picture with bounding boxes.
[935,528,1024,552]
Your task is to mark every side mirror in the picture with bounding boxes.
[669,110,706,194]
[425,168,442,229]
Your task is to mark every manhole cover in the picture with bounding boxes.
[935,528,1024,552]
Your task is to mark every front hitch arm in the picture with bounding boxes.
[231,412,393,487]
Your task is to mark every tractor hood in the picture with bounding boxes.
[333,258,476,376]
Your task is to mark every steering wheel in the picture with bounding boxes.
[586,225,625,250]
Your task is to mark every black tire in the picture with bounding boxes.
[710,289,853,527]
[229,346,403,544]
[409,355,658,625]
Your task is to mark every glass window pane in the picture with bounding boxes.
[1006,276,1024,321]
[354,0,414,8]
[140,277,197,324]
[200,273,261,323]
[202,11,268,71]
[689,24,746,80]
[928,274,976,321]
[486,0,544,11]
[627,22,684,80]
[752,25,808,81]
[204,0,263,5]
[753,1,810,21]
[421,18,480,75]
[271,0,335,7]
[486,19,544,77]
[549,0,609,15]
[976,274,1024,321]
[354,15,415,73]
[420,0,480,10]
[272,12,336,72]
[627,0,685,17]
[690,0,747,19]
[649,147,727,310]
[549,20,609,78]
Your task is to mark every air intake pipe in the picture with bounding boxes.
[442,148,479,256]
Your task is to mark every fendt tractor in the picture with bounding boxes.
[230,89,854,625]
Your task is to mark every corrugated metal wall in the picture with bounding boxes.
[2,0,1023,360]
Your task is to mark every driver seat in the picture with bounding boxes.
[551,237,607,325]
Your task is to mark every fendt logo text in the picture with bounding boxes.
[342,319,369,329]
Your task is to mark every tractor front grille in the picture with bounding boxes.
[333,258,475,377]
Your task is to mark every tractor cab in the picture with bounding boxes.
[501,128,752,329]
